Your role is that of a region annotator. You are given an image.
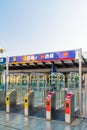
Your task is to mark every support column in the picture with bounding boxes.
[79,48,82,116]
[6,56,9,94]
[85,74,87,117]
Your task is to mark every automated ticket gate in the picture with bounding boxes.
[6,89,34,115]
[68,72,79,111]
[46,91,65,122]
[8,73,29,103]
[7,72,48,116]
[49,73,65,109]
[45,92,77,123]
[46,73,78,123]
[25,73,50,119]
[65,93,75,123]
[46,92,56,120]
[6,89,16,113]
[6,73,29,114]
[24,90,34,116]
[30,73,49,106]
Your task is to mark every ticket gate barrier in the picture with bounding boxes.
[0,90,5,110]
[65,93,74,123]
[6,89,16,113]
[49,73,65,109]
[8,73,29,104]
[0,90,5,106]
[24,90,34,116]
[46,92,56,121]
[30,73,48,106]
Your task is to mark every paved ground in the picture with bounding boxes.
[0,111,87,130]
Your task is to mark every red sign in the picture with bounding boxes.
[63,52,68,57]
[46,98,51,112]
[65,100,70,114]
[40,54,45,59]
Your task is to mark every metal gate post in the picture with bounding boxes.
[6,56,9,93]
[79,48,82,116]
[85,74,87,117]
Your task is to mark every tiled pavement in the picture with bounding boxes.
[0,111,87,130]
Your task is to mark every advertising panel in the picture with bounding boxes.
[9,50,75,63]
[37,50,75,61]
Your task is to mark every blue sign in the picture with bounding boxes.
[38,50,75,61]
[0,58,6,64]
[9,50,75,63]
[37,52,57,61]
[51,65,57,73]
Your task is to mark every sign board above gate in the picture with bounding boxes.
[0,57,6,64]
[9,50,75,63]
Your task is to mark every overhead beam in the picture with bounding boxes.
[9,67,87,73]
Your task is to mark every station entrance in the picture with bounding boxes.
[5,71,80,122]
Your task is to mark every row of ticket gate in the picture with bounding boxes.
[0,89,77,124]
[46,92,75,123]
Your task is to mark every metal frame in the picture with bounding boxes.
[78,48,82,116]
[85,74,87,117]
